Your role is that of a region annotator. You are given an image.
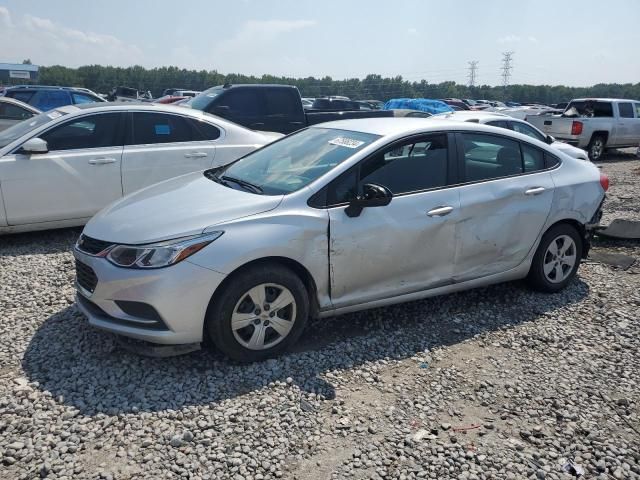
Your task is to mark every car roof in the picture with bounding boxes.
[435,111,511,121]
[571,98,638,103]
[5,85,91,92]
[312,117,519,137]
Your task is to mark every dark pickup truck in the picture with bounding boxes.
[187,84,392,134]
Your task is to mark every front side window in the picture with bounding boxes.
[131,113,195,145]
[41,113,121,151]
[0,103,33,120]
[214,127,379,195]
[462,133,522,181]
[511,121,546,142]
[264,89,298,115]
[0,111,67,149]
[618,102,634,118]
[72,92,100,104]
[327,135,449,204]
[217,89,263,116]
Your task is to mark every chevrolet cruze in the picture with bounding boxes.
[74,118,608,362]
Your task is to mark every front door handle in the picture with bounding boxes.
[184,152,208,158]
[524,186,546,196]
[427,206,454,217]
[88,157,117,165]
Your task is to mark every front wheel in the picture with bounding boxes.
[527,224,583,293]
[205,263,309,362]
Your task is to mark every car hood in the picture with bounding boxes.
[83,172,283,244]
[552,141,588,160]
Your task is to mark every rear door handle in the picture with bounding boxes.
[184,152,208,158]
[88,157,117,165]
[427,206,454,217]
[525,186,546,196]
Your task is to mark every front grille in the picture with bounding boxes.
[76,234,114,256]
[76,260,98,293]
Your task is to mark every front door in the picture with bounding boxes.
[453,132,554,281]
[328,134,460,308]
[121,112,217,195]
[0,112,124,225]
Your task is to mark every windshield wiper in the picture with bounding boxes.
[220,175,263,194]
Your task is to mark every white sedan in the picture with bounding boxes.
[0,97,41,132]
[434,111,590,161]
[0,103,282,234]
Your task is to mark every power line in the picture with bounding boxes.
[467,61,478,87]
[501,51,514,88]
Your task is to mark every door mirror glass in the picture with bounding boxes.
[546,135,554,144]
[345,183,392,218]
[20,137,48,154]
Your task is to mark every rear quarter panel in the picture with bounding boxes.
[547,155,604,228]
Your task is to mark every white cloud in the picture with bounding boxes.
[498,35,521,44]
[528,36,539,43]
[407,27,418,36]
[213,19,317,75]
[0,7,143,67]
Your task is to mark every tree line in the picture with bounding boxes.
[34,65,640,104]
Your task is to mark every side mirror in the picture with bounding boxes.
[19,137,49,154]
[345,183,392,218]
[546,135,555,145]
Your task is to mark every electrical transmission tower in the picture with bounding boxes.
[501,52,514,87]
[467,61,478,87]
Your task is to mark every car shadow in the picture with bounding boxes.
[21,278,589,416]
[0,227,82,256]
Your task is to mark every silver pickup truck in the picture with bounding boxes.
[527,98,640,160]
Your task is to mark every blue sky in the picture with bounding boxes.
[1,0,639,86]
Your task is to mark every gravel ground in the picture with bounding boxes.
[1,152,639,480]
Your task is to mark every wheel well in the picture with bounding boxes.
[590,131,609,145]
[206,257,320,323]
[545,219,588,258]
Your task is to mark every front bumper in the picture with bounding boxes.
[73,249,226,344]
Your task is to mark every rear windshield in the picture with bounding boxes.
[563,101,613,118]
[211,127,380,195]
[0,110,67,148]
[188,87,224,110]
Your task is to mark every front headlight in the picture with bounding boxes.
[106,232,223,269]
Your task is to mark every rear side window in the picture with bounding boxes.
[41,113,121,151]
[31,90,71,111]
[461,133,522,181]
[486,120,509,129]
[635,103,640,117]
[545,152,560,168]
[618,102,634,118]
[131,112,196,145]
[264,89,298,115]
[187,118,221,140]
[522,144,545,172]
[511,121,546,142]
[216,89,263,115]
[6,91,35,104]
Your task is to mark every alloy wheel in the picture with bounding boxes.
[543,234,577,283]
[231,283,297,350]
[590,139,604,160]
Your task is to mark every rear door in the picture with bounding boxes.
[453,132,555,281]
[0,112,124,224]
[121,112,217,194]
[616,102,636,146]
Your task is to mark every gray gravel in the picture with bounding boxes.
[1,153,639,480]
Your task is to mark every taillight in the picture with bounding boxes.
[571,121,583,136]
[600,173,610,192]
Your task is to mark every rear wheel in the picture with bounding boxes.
[206,263,309,362]
[587,135,606,161]
[527,224,582,292]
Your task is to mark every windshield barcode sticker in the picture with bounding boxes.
[47,111,62,119]
[329,137,365,149]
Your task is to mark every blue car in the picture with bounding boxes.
[1,85,105,112]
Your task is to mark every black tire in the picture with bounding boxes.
[587,135,606,161]
[205,263,309,362]
[527,223,583,293]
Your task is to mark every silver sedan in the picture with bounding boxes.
[74,118,608,361]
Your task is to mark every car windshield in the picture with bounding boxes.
[209,127,380,195]
[188,87,224,110]
[0,110,67,149]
